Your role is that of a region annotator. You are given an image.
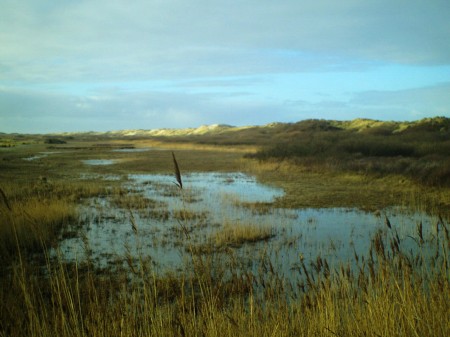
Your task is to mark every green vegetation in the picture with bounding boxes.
[0,137,17,147]
[44,138,67,144]
[245,117,450,187]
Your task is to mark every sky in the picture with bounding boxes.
[1,0,450,133]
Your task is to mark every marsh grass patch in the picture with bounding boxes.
[211,222,276,248]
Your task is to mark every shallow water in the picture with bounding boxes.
[23,151,60,161]
[82,159,117,166]
[56,172,440,275]
[112,148,151,152]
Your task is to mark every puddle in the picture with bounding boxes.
[79,173,123,181]
[23,151,60,161]
[56,172,441,275]
[112,147,151,152]
[82,159,118,166]
[130,172,284,204]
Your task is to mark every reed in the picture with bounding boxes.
[172,151,183,189]
[2,217,448,336]
[0,194,76,261]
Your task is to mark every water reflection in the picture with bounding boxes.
[56,172,439,275]
[23,151,60,161]
[112,148,152,152]
[82,159,117,166]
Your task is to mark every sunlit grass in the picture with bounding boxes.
[2,217,448,336]
[0,196,76,260]
[211,222,275,248]
[244,158,450,215]
[0,178,124,262]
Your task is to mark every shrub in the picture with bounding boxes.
[340,138,416,157]
[45,138,67,144]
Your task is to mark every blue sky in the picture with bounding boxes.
[1,0,449,133]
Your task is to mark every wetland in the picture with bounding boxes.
[1,118,449,336]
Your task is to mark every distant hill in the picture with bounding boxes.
[101,116,450,141]
[138,116,450,146]
[5,117,449,144]
[115,124,237,137]
[58,124,242,138]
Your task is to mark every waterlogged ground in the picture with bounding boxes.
[23,151,61,161]
[82,159,118,166]
[56,170,440,276]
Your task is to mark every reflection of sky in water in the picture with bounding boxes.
[131,172,284,201]
[23,151,60,161]
[112,148,151,152]
[56,172,440,275]
[82,159,117,165]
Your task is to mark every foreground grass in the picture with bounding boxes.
[0,180,123,265]
[1,217,449,336]
[0,195,76,260]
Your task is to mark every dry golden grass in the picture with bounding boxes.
[0,177,123,263]
[110,193,162,210]
[2,222,448,337]
[212,223,275,248]
[245,158,450,215]
[134,138,258,153]
[0,194,76,258]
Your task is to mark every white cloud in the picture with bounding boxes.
[1,0,449,83]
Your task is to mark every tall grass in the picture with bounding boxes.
[0,180,120,263]
[0,190,76,263]
[1,213,448,336]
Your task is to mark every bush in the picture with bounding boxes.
[340,138,416,157]
[45,138,67,144]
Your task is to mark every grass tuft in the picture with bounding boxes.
[212,222,275,248]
